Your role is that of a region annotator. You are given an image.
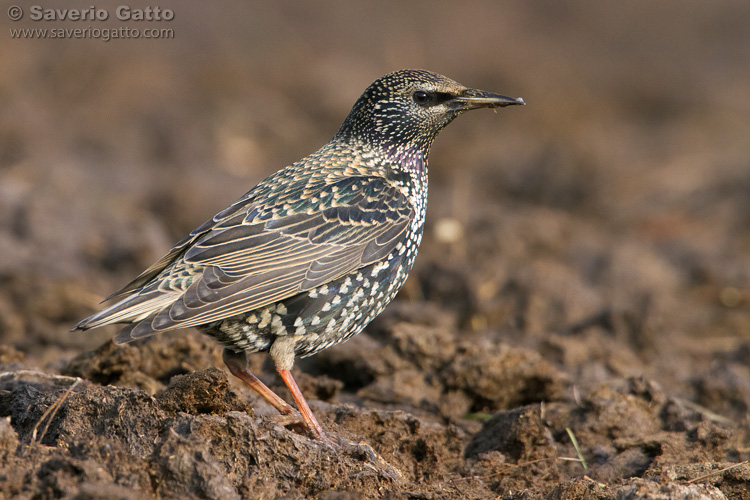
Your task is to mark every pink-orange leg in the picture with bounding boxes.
[222,348,303,424]
[223,348,334,442]
[277,367,330,442]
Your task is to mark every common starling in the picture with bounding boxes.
[75,69,524,442]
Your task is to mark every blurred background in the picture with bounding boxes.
[1,0,750,408]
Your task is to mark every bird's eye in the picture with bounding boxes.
[412,90,433,106]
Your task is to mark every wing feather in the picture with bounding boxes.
[77,169,415,340]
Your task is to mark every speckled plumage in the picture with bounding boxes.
[76,69,524,441]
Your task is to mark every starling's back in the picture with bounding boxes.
[75,69,524,360]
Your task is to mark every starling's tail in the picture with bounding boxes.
[73,291,177,343]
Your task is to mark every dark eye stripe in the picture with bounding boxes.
[413,90,454,107]
[434,92,454,104]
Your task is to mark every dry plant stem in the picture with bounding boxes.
[31,378,81,442]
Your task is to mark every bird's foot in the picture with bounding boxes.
[332,436,402,481]
[272,410,307,432]
[270,416,401,480]
[272,408,338,444]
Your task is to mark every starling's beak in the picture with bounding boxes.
[452,88,525,111]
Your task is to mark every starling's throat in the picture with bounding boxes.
[386,144,428,175]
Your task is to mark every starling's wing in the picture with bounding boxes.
[76,174,414,342]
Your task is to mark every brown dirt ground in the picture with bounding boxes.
[2,2,750,499]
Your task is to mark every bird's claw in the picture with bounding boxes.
[273,411,306,430]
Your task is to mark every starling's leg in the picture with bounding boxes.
[222,348,304,427]
[277,367,329,442]
[269,335,337,444]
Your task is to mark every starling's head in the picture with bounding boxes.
[336,69,524,152]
